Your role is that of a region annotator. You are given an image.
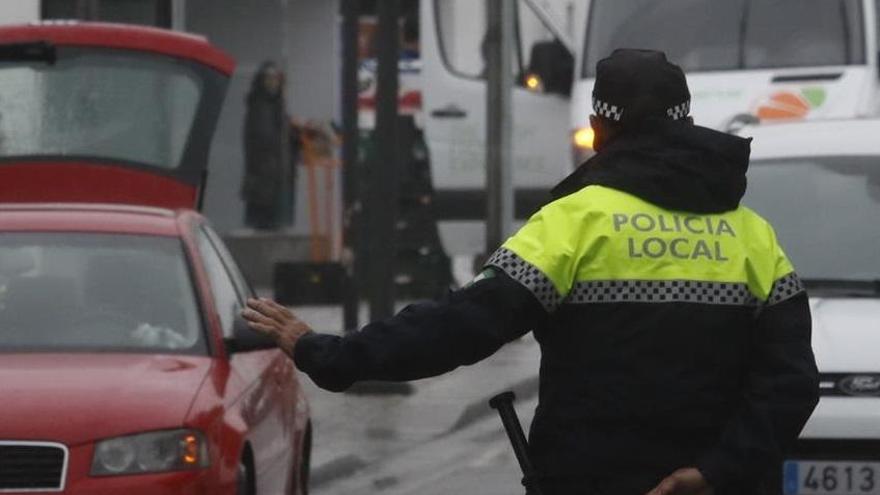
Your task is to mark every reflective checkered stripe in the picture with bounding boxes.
[559,274,803,307]
[565,279,760,306]
[593,98,623,121]
[767,272,805,306]
[666,100,691,120]
[486,248,563,312]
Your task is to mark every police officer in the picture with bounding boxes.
[243,49,819,495]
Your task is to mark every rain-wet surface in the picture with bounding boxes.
[291,303,541,494]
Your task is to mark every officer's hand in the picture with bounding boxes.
[242,298,312,356]
[644,468,713,495]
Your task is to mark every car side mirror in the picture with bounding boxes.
[225,316,278,354]
[525,39,574,97]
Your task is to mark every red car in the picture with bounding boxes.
[0,23,311,494]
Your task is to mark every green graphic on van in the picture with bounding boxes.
[756,87,827,121]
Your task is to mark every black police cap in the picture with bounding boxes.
[592,49,691,126]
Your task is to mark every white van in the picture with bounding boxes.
[571,0,880,161]
[421,0,577,257]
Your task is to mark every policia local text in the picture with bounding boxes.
[613,212,736,261]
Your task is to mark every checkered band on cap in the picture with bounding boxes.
[767,272,805,306]
[485,247,563,313]
[564,279,760,306]
[666,100,691,120]
[593,98,623,122]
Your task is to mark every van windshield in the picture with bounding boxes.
[583,0,865,77]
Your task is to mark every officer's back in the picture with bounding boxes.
[485,49,818,494]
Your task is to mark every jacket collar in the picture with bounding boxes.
[552,119,752,214]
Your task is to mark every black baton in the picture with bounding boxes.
[489,391,544,495]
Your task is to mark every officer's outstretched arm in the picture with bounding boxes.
[696,291,819,488]
[246,202,572,392]
[290,270,547,392]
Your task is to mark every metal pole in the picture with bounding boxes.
[340,0,360,332]
[170,0,186,30]
[485,0,514,254]
[369,0,400,321]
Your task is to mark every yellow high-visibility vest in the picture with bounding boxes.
[488,185,801,313]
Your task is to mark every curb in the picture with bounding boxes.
[310,454,368,488]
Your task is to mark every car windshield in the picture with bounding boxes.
[743,156,880,281]
[0,233,206,354]
[583,0,865,77]
[0,47,202,169]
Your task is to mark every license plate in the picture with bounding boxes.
[784,461,880,495]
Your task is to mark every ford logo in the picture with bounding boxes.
[839,374,880,397]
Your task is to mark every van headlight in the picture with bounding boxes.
[91,429,209,476]
[572,126,595,167]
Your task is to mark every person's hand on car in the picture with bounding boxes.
[242,298,312,356]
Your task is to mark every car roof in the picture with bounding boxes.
[739,119,880,161]
[0,203,191,236]
[0,21,235,75]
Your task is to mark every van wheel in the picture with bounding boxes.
[237,458,254,495]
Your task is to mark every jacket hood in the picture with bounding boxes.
[552,119,752,213]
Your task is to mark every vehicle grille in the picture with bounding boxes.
[0,442,67,492]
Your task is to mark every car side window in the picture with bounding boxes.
[195,228,241,339]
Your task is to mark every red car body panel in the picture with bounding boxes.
[0,163,197,210]
[0,204,182,236]
[0,22,235,75]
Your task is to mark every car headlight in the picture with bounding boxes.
[91,429,209,476]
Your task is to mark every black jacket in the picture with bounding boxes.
[293,120,819,494]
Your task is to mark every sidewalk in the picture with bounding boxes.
[290,303,541,492]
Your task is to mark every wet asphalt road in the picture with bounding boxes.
[291,303,541,494]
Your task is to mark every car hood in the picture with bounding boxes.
[801,297,880,439]
[0,353,212,446]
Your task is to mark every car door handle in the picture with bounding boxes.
[431,104,468,119]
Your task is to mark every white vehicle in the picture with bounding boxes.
[571,0,879,161]
[421,0,577,256]
[739,119,880,494]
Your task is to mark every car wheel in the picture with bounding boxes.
[237,459,254,495]
[298,424,312,495]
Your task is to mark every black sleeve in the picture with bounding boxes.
[291,270,547,392]
[697,292,819,487]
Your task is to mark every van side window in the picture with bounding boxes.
[435,0,562,82]
[435,0,491,78]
